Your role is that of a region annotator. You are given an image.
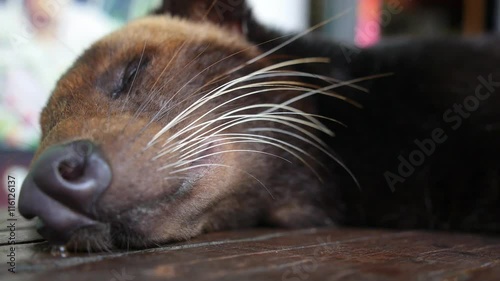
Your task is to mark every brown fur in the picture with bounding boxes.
[36,14,329,250]
[27,0,500,251]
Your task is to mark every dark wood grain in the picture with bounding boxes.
[0,216,499,280]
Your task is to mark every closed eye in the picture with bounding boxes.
[111,57,149,100]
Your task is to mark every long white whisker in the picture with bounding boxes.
[246,129,361,189]
[178,139,292,162]
[160,149,290,171]
[261,70,369,93]
[261,73,393,115]
[169,163,275,199]
[247,128,338,159]
[160,113,330,157]
[141,41,189,122]
[147,58,331,145]
[162,132,325,181]
[167,99,334,149]
[246,8,353,65]
[172,133,319,167]
[154,71,392,151]
[266,112,346,127]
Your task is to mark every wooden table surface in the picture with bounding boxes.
[1,215,499,281]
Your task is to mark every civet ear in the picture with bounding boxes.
[154,0,251,35]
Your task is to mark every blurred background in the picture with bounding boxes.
[0,0,497,208]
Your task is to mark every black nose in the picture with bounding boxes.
[19,140,112,244]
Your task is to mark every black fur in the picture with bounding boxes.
[247,19,500,232]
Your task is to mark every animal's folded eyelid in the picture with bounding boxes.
[109,57,151,100]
